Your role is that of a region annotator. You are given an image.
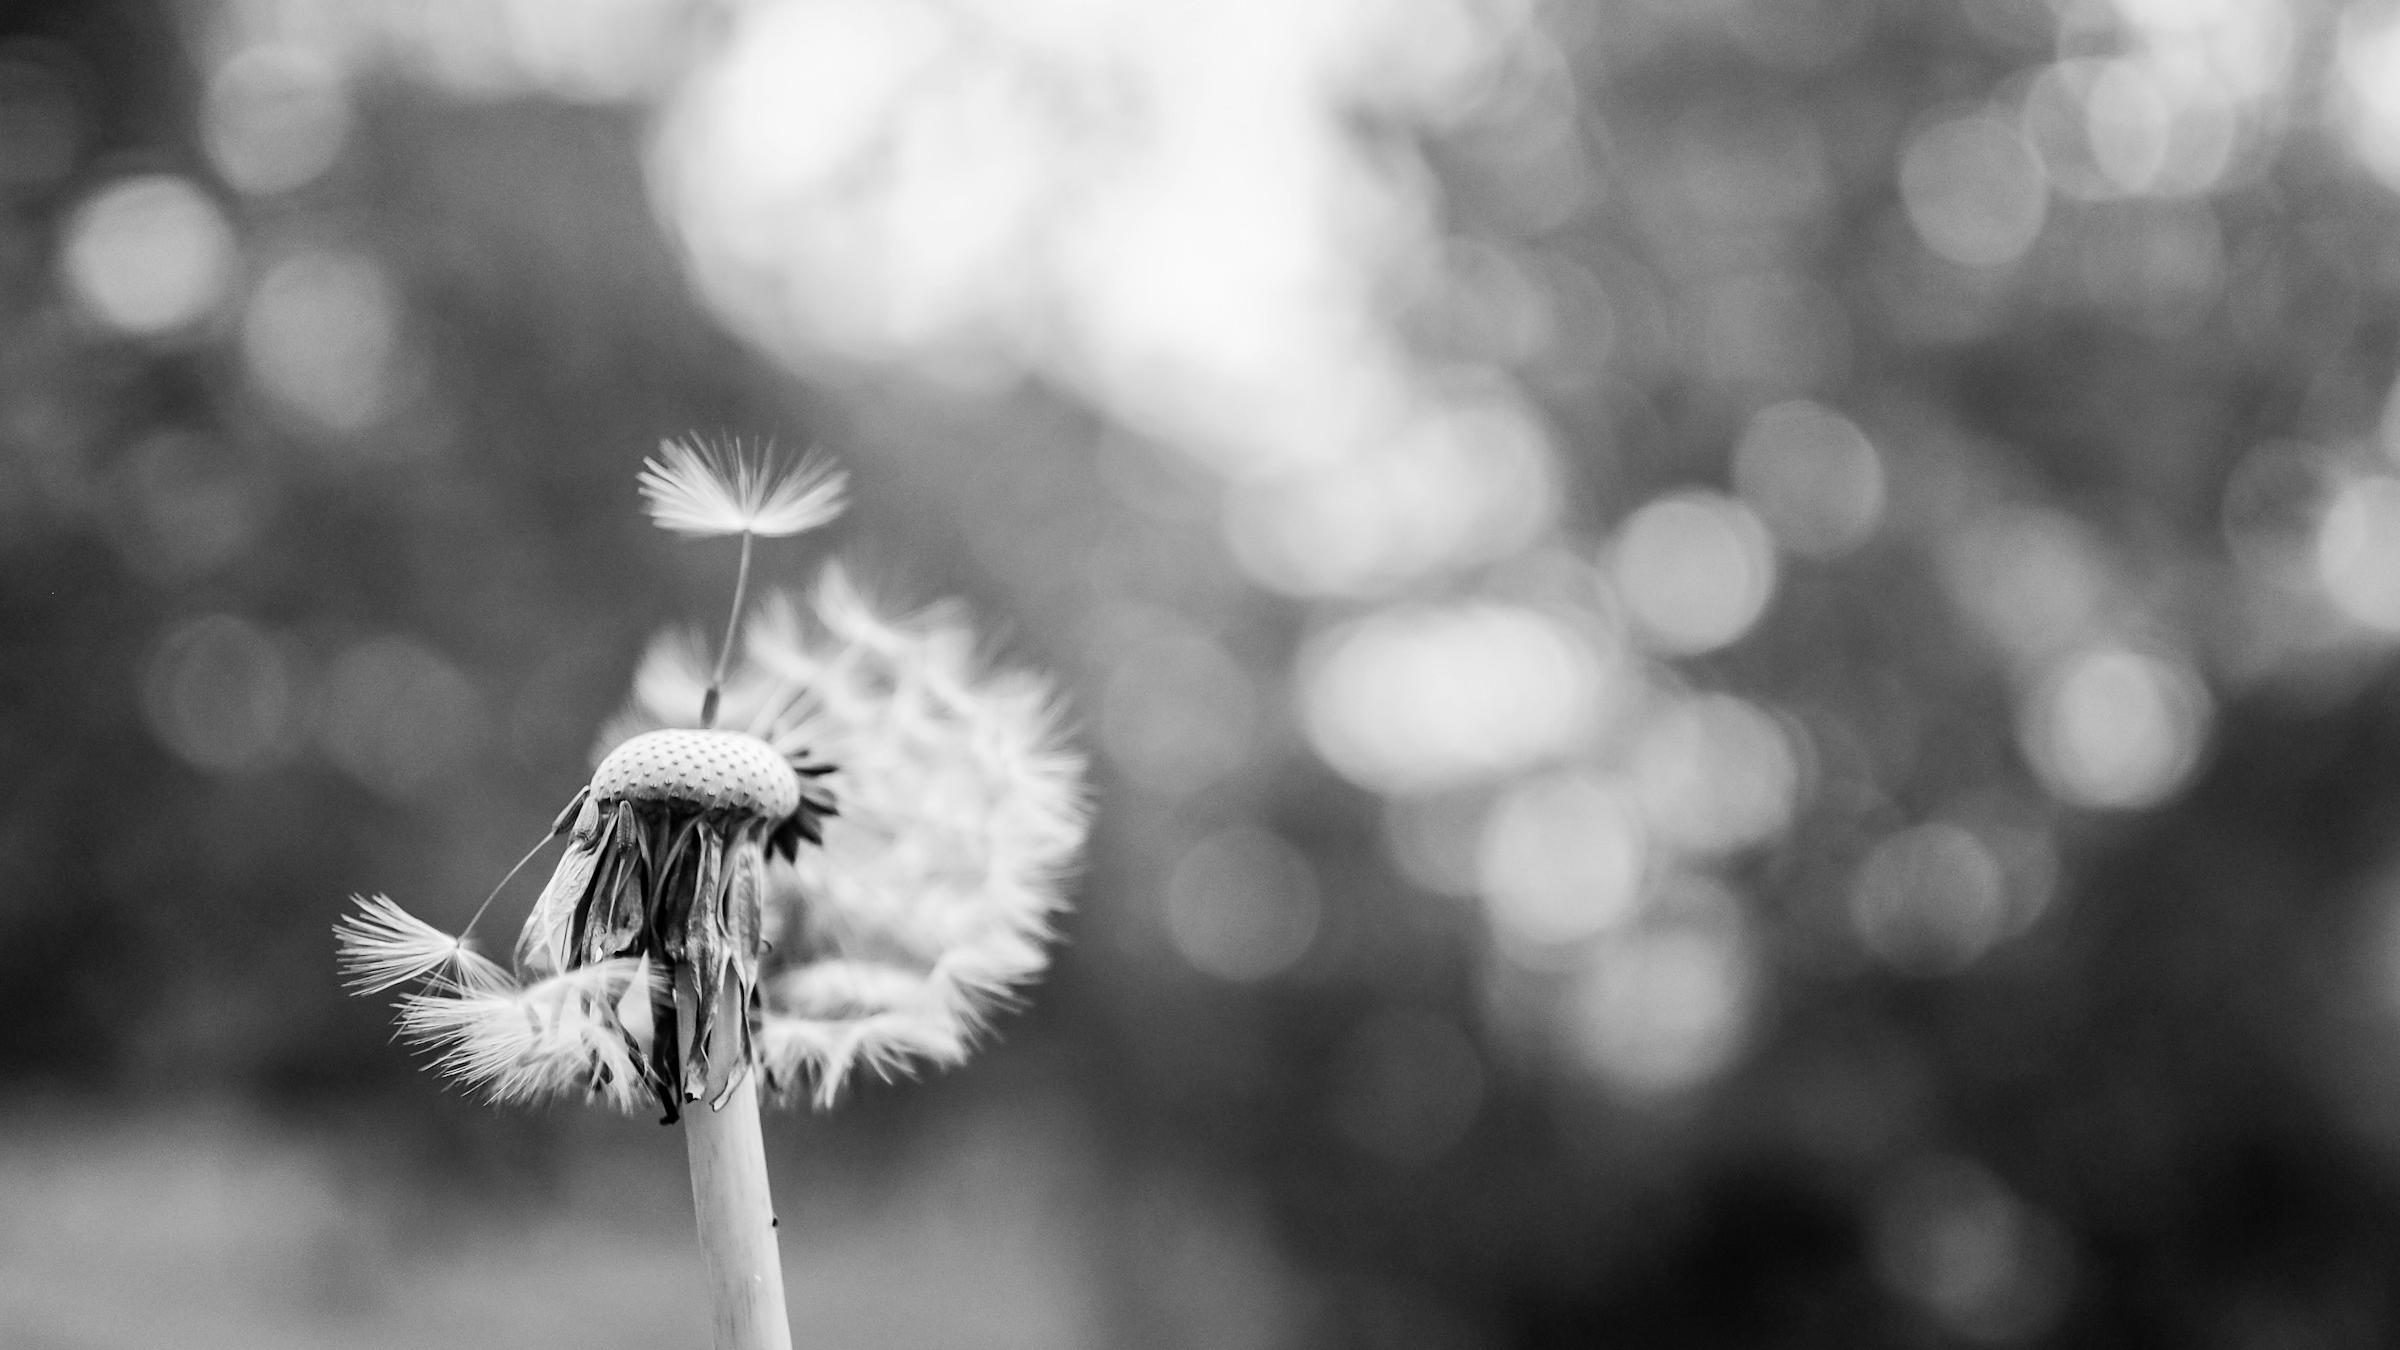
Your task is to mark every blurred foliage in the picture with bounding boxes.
[15,0,2400,1346]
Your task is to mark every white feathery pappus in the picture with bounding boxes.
[336,437,1089,1119]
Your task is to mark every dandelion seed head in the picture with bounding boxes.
[638,436,847,539]
[736,567,1090,1104]
[339,447,1086,1116]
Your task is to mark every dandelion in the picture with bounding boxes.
[335,439,1087,1350]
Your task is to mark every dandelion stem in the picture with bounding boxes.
[703,531,755,728]
[684,1072,793,1350]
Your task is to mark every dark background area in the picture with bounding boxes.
[9,0,2400,1346]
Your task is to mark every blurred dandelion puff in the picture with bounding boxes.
[334,441,1088,1119]
[692,568,1085,1105]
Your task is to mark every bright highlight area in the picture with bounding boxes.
[1566,879,1756,1098]
[2316,473,2400,634]
[1610,492,1778,656]
[1476,769,1649,948]
[1300,603,1610,796]
[240,249,403,434]
[2018,644,2211,811]
[2341,5,2400,196]
[1731,400,1885,559]
[60,174,237,336]
[1628,692,1801,857]
[1223,399,1558,598]
[202,44,352,195]
[1899,112,2047,269]
[648,0,1546,481]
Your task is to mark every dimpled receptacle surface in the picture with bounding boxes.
[590,728,801,817]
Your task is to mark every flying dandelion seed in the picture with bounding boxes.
[638,435,848,539]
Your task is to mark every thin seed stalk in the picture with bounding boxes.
[702,530,756,729]
[684,1072,793,1350]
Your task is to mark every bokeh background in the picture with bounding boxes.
[13,0,2400,1344]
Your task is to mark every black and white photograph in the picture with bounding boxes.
[3,0,2398,1345]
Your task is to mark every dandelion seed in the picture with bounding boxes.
[334,893,510,993]
[638,436,847,540]
[640,437,849,727]
[399,959,657,1110]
